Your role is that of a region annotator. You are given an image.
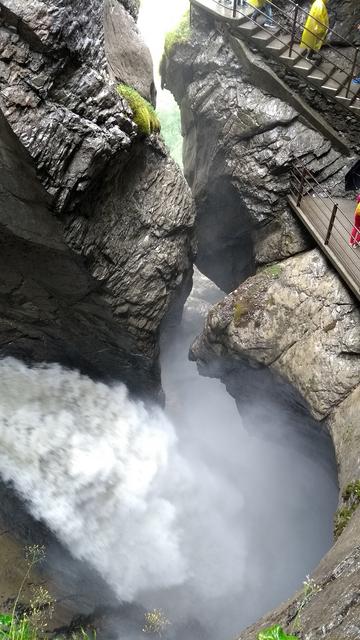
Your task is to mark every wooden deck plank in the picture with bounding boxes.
[288,195,360,301]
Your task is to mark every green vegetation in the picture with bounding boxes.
[117,84,160,136]
[258,625,297,640]
[291,576,322,633]
[164,10,191,56]
[143,609,170,636]
[264,264,282,279]
[233,300,249,327]
[0,544,95,640]
[0,545,53,640]
[334,480,360,539]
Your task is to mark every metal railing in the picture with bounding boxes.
[193,0,360,102]
[289,164,360,294]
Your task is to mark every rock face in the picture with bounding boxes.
[162,8,356,293]
[190,255,360,639]
[191,249,360,420]
[104,0,156,104]
[163,5,360,638]
[0,0,195,397]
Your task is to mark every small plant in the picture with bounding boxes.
[264,264,282,279]
[0,544,54,640]
[291,575,322,633]
[117,84,160,136]
[334,480,360,538]
[164,10,191,56]
[143,609,170,636]
[69,629,96,640]
[233,300,250,327]
[258,624,297,640]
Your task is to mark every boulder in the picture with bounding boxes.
[162,12,355,292]
[104,0,156,104]
[0,0,195,396]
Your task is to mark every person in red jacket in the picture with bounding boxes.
[350,194,360,247]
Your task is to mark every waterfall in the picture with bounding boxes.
[0,358,190,601]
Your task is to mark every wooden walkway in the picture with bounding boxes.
[288,195,360,301]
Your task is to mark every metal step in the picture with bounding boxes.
[306,67,327,83]
[321,75,343,93]
[350,100,360,113]
[251,29,278,45]
[265,35,290,55]
[236,20,262,35]
[293,58,314,74]
[279,48,302,66]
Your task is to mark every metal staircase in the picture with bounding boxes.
[191,0,360,117]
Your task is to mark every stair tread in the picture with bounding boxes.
[279,49,302,64]
[265,36,290,51]
[322,77,343,91]
[237,20,260,32]
[251,29,277,41]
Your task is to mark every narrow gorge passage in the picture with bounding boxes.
[158,269,338,639]
[0,1,349,639]
[0,273,337,640]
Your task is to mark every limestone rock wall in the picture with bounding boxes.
[0,0,195,397]
[164,6,360,637]
[162,9,355,292]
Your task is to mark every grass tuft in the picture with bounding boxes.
[117,84,160,136]
[334,480,360,538]
[164,10,191,56]
[233,300,250,327]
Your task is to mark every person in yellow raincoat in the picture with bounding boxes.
[300,0,329,59]
[247,0,265,23]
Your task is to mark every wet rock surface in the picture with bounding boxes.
[162,9,356,292]
[190,254,360,640]
[165,6,360,638]
[0,0,195,397]
[104,0,155,103]
[190,249,360,420]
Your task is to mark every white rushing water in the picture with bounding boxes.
[0,270,338,640]
[0,359,191,600]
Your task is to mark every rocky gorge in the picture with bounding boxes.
[0,0,195,629]
[0,0,359,639]
[0,0,195,399]
[162,2,360,638]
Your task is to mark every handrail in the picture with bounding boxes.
[290,164,360,276]
[232,1,359,83]
[275,0,356,49]
[199,0,360,100]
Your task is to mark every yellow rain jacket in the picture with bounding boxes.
[300,0,329,52]
[247,0,266,8]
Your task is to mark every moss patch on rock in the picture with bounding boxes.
[117,84,160,136]
[263,264,282,279]
[164,10,191,56]
[233,300,250,327]
[334,480,360,539]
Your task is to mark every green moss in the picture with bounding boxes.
[334,480,360,538]
[342,480,360,501]
[233,300,249,327]
[117,84,160,136]
[164,10,191,57]
[263,264,282,279]
[258,625,297,640]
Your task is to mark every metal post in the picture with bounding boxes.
[324,203,338,245]
[289,4,299,59]
[296,166,306,207]
[346,47,359,98]
[232,0,237,18]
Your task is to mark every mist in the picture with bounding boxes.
[0,269,337,640]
